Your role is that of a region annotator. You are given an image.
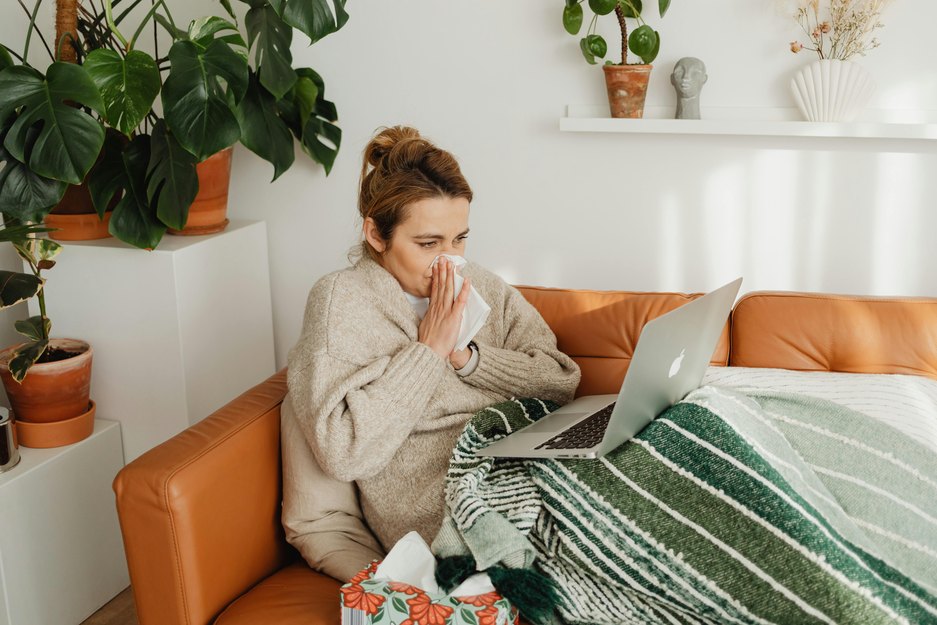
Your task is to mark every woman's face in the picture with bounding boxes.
[365,196,470,298]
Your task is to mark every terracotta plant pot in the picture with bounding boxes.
[168,147,233,236]
[46,182,113,241]
[15,401,96,449]
[603,64,653,119]
[0,338,93,424]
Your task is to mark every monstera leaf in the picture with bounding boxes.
[235,72,295,181]
[278,0,348,45]
[162,18,249,161]
[84,49,161,136]
[0,63,104,184]
[0,45,13,71]
[89,133,165,249]
[246,2,297,100]
[147,120,199,231]
[0,124,68,222]
[277,67,340,174]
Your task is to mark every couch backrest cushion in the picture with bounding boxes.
[731,292,937,381]
[517,286,730,397]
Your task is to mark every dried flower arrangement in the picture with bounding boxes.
[788,0,888,61]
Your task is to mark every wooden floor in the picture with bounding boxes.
[80,587,138,625]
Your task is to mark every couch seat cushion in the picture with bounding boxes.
[214,562,340,625]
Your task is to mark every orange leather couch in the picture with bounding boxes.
[113,289,937,625]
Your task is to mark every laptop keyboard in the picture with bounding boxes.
[535,403,616,450]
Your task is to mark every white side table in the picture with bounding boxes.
[0,420,128,625]
[31,220,277,462]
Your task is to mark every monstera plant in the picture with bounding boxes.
[0,0,347,249]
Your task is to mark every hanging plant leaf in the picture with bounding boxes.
[108,135,166,250]
[9,338,48,382]
[0,124,68,222]
[588,0,617,16]
[235,72,295,181]
[281,0,348,45]
[579,37,597,65]
[163,38,248,161]
[147,120,199,231]
[0,271,42,309]
[659,0,671,17]
[246,3,297,100]
[563,3,583,35]
[628,24,659,64]
[0,63,104,184]
[84,49,161,136]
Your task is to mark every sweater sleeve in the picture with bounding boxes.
[463,283,580,404]
[288,340,449,482]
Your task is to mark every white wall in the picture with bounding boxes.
[3,1,936,372]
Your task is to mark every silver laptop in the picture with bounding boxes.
[478,278,742,459]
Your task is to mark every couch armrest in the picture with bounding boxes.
[114,370,293,625]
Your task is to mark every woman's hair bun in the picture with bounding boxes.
[364,125,428,171]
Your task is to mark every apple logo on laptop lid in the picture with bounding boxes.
[669,349,686,378]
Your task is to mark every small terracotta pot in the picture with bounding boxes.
[15,401,96,449]
[168,147,233,236]
[602,64,653,119]
[46,182,113,241]
[0,338,93,424]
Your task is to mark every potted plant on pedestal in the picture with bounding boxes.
[0,0,348,249]
[562,0,674,118]
[0,221,94,448]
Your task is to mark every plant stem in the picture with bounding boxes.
[615,3,627,65]
[20,0,55,64]
[37,288,49,341]
[103,0,129,50]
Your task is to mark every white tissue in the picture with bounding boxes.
[374,531,496,599]
[433,254,491,351]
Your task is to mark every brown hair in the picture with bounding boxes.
[356,126,473,262]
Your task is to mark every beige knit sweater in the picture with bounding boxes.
[285,255,580,551]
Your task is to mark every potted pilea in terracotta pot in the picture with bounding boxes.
[562,0,673,118]
[0,221,94,448]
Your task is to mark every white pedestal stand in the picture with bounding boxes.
[30,220,276,462]
[0,420,128,625]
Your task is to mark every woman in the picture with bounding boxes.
[281,126,580,581]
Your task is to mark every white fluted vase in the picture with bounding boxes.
[790,59,875,122]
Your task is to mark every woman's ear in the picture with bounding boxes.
[363,217,386,254]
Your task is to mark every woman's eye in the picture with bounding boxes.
[419,241,437,248]
[455,236,468,244]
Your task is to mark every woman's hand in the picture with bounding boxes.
[418,258,470,361]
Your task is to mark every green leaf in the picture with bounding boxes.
[588,0,617,16]
[163,39,248,161]
[235,72,295,181]
[292,75,318,131]
[629,24,659,63]
[280,68,339,174]
[84,49,161,136]
[659,0,671,17]
[35,238,61,261]
[0,271,42,309]
[147,120,199,231]
[219,0,237,19]
[14,315,49,342]
[563,3,583,35]
[87,131,127,218]
[282,0,349,45]
[0,125,68,222]
[391,596,406,613]
[579,37,596,64]
[587,34,607,58]
[0,63,105,185]
[246,3,297,100]
[9,338,47,382]
[620,0,643,18]
[0,44,13,71]
[188,16,246,50]
[108,135,166,250]
[0,222,53,244]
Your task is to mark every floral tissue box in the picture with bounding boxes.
[340,561,518,625]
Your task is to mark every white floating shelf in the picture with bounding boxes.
[561,105,937,141]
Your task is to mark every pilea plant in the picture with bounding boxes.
[562,0,672,65]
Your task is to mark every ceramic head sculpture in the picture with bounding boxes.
[671,57,707,120]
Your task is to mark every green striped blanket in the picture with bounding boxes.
[431,386,937,625]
